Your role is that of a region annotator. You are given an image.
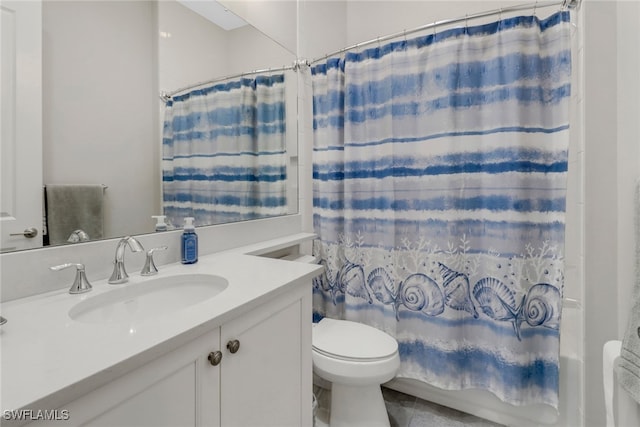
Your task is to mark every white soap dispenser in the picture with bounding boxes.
[152,215,168,232]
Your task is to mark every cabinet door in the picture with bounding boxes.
[220,298,306,427]
[49,329,221,427]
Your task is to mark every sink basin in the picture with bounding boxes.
[69,274,228,324]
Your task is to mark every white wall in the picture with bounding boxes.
[42,1,160,239]
[615,2,640,426]
[584,1,640,426]
[226,24,296,75]
[218,0,297,54]
[584,13,617,423]
[158,1,295,92]
[298,0,347,61]
[158,1,229,93]
[616,0,640,339]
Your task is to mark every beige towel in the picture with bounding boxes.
[45,184,104,245]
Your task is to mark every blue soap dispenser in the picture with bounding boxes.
[181,217,198,264]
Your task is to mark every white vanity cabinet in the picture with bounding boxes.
[35,288,311,427]
[48,328,221,427]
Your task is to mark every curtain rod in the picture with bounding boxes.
[160,62,301,102]
[308,0,580,65]
[161,0,580,101]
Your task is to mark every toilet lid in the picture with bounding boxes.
[312,318,398,361]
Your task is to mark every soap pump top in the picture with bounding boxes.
[183,217,195,232]
[152,215,168,232]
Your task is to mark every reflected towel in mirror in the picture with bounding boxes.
[44,184,105,246]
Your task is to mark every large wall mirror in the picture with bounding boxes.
[0,0,298,253]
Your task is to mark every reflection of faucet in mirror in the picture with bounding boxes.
[108,236,144,285]
[67,229,90,243]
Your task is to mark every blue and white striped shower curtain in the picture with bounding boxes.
[311,12,571,408]
[162,74,287,227]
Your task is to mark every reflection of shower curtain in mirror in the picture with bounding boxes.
[162,74,287,227]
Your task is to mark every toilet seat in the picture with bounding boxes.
[312,318,398,361]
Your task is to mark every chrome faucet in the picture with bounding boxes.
[108,236,144,284]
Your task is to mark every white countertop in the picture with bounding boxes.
[0,247,322,415]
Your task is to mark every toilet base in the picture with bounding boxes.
[329,383,390,427]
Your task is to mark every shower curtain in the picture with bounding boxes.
[162,74,288,227]
[311,12,571,408]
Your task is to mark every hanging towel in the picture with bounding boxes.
[45,184,104,245]
[618,180,640,404]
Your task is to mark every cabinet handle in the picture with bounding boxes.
[208,351,223,366]
[226,339,240,354]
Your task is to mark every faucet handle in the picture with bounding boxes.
[50,263,93,294]
[140,246,168,276]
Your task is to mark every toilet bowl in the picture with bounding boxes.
[312,318,400,427]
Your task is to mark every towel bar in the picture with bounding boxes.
[43,184,108,191]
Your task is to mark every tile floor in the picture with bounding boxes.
[314,385,505,427]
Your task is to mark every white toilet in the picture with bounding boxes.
[312,317,401,427]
